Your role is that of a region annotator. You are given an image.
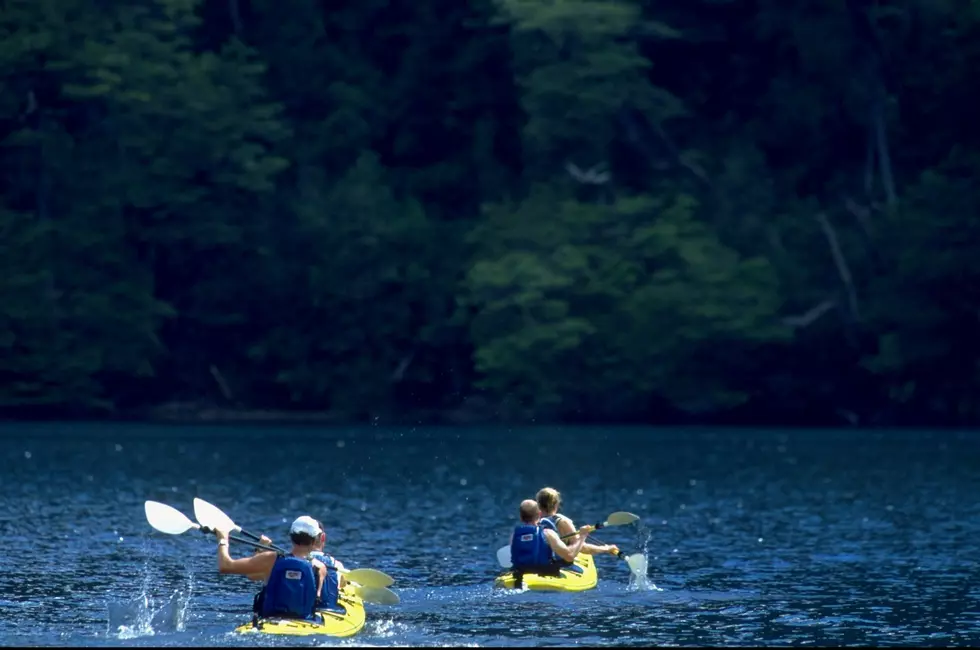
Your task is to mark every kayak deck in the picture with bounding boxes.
[232,585,366,637]
[494,553,598,592]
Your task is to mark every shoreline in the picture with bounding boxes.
[0,399,964,428]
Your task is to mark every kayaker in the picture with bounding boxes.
[214,515,328,620]
[509,499,593,587]
[307,518,348,612]
[536,486,620,558]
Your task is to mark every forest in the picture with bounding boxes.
[1,0,978,426]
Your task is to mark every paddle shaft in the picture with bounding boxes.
[559,521,613,546]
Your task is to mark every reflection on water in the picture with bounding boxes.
[1,423,978,646]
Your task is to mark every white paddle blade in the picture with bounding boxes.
[496,544,512,569]
[145,501,198,535]
[193,497,239,534]
[343,568,394,589]
[625,553,647,578]
[605,511,640,527]
[353,585,400,606]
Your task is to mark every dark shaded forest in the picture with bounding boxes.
[1,0,978,426]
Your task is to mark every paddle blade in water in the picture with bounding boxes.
[193,497,239,534]
[625,553,647,578]
[353,585,400,606]
[144,501,198,535]
[496,544,512,569]
[605,512,640,527]
[343,568,394,589]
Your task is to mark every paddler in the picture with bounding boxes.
[307,518,349,612]
[214,515,327,620]
[536,486,621,558]
[509,499,593,586]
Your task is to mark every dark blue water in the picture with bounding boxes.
[1,423,978,646]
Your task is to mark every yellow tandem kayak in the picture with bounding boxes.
[232,584,366,637]
[493,553,598,592]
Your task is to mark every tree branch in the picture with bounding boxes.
[815,212,860,322]
[782,298,838,329]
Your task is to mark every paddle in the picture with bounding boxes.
[495,511,640,569]
[146,500,288,550]
[192,497,395,589]
[352,585,400,606]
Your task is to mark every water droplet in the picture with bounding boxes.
[672,548,678,553]
[337,440,346,448]
[114,444,123,452]
[459,478,468,486]
[635,488,643,495]
[689,479,697,486]
[24,451,31,459]
[476,458,484,466]
[886,505,894,511]
[661,520,668,525]
[171,486,179,492]
[118,537,124,542]
[758,537,764,543]
[360,503,367,512]
[679,504,686,510]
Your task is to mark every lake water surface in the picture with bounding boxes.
[0,423,977,646]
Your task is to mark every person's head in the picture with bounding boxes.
[313,519,327,550]
[536,487,561,516]
[519,499,541,524]
[289,515,322,548]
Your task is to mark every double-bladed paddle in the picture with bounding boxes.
[144,499,398,601]
[495,511,639,567]
[494,510,647,578]
[192,497,395,590]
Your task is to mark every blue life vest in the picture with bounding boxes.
[309,551,341,611]
[510,524,553,569]
[538,515,576,569]
[259,555,318,620]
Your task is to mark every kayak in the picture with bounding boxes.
[232,584,366,637]
[493,553,598,592]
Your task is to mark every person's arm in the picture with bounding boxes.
[582,541,620,555]
[311,558,326,599]
[215,529,277,576]
[559,517,618,556]
[544,525,593,562]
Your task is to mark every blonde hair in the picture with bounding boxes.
[536,487,561,514]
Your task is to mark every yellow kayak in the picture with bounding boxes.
[494,553,598,592]
[232,584,366,637]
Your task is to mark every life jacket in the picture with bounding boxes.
[539,515,579,571]
[258,555,318,620]
[308,551,341,611]
[510,524,554,569]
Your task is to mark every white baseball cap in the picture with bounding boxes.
[290,515,322,537]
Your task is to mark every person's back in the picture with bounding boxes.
[307,519,345,612]
[510,503,555,572]
[259,554,318,619]
[214,515,326,621]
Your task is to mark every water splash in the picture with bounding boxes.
[626,525,662,592]
[105,556,194,638]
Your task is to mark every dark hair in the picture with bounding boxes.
[290,532,316,546]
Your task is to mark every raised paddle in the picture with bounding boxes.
[495,511,640,568]
[145,501,399,603]
[192,497,395,589]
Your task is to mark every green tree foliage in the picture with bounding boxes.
[0,0,978,424]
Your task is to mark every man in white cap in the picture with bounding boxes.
[214,515,328,620]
